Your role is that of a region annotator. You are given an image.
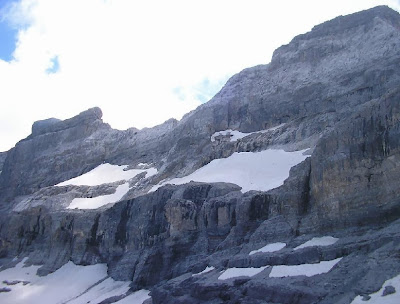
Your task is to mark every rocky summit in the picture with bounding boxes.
[1,5,400,304]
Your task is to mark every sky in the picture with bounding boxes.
[0,0,399,152]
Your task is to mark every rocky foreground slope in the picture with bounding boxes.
[1,5,400,304]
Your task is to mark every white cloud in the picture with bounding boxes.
[0,0,398,151]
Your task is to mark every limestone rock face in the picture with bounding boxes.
[1,6,400,304]
[189,6,400,133]
[0,108,112,200]
[0,152,6,173]
[31,118,62,137]
[309,90,400,229]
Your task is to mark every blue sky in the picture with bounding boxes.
[0,0,18,61]
[0,0,400,152]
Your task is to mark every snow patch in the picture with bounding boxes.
[143,167,158,178]
[57,163,157,186]
[351,274,400,304]
[211,129,248,142]
[269,258,342,278]
[192,266,215,276]
[0,258,40,286]
[218,266,268,280]
[210,124,285,143]
[0,258,150,304]
[294,236,339,250]
[66,277,130,304]
[0,260,112,303]
[137,162,152,169]
[67,182,129,209]
[249,242,286,255]
[151,149,309,193]
[113,289,151,304]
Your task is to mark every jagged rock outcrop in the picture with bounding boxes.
[1,5,400,304]
[0,107,111,200]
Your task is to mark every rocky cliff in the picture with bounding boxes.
[1,5,400,304]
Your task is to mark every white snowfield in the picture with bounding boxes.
[351,274,400,304]
[0,258,150,304]
[269,258,342,278]
[152,149,309,193]
[57,163,157,186]
[294,236,339,250]
[218,266,268,280]
[249,242,286,255]
[67,277,130,304]
[210,124,285,143]
[67,183,129,209]
[57,163,157,209]
[192,266,215,276]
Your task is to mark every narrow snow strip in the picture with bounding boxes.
[0,260,117,304]
[57,163,157,186]
[218,266,268,280]
[113,289,151,304]
[269,258,342,278]
[294,236,339,250]
[67,183,129,209]
[351,274,400,304]
[249,242,286,255]
[210,124,285,142]
[151,149,308,193]
[192,266,215,276]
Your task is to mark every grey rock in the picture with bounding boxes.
[31,117,62,137]
[3,280,29,286]
[382,285,396,296]
[307,89,400,231]
[0,152,6,172]
[0,107,111,200]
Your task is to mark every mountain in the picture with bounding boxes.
[1,5,400,304]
